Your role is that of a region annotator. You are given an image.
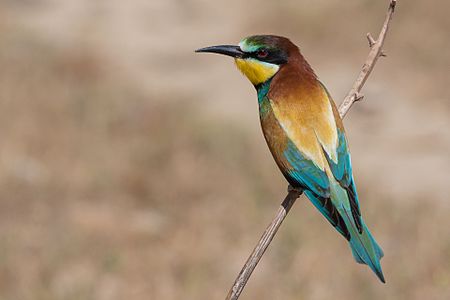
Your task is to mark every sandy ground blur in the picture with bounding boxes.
[0,0,449,299]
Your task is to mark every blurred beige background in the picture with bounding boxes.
[0,0,449,299]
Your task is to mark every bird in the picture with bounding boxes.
[196,35,385,283]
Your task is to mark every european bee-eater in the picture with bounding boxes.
[196,35,385,283]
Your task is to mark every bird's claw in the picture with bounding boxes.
[288,185,302,193]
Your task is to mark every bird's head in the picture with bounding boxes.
[196,35,299,86]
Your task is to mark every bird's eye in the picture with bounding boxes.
[257,49,269,59]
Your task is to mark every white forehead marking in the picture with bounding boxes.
[238,40,245,51]
[238,39,259,53]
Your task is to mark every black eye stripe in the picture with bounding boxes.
[242,49,288,65]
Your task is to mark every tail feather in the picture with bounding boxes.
[341,207,385,283]
[305,180,385,283]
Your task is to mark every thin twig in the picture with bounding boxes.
[339,0,396,118]
[226,188,302,299]
[225,1,397,299]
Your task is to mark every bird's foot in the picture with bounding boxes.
[287,185,303,193]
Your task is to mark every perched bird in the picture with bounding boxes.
[196,35,385,283]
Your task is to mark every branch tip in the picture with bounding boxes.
[390,0,397,10]
[355,93,364,102]
[366,33,376,48]
[339,0,396,118]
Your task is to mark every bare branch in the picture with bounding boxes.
[225,188,302,300]
[225,1,396,299]
[339,0,396,118]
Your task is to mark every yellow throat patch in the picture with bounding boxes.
[234,58,279,85]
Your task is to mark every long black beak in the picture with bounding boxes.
[195,45,244,58]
